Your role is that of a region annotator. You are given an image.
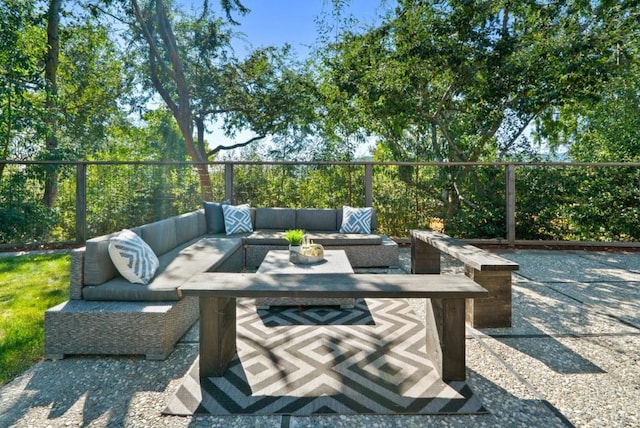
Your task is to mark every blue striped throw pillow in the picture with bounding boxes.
[339,206,373,234]
[222,204,253,235]
[108,229,159,284]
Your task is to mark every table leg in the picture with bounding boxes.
[199,296,236,377]
[411,235,441,274]
[465,266,512,328]
[425,297,466,381]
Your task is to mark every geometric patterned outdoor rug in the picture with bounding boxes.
[164,298,487,416]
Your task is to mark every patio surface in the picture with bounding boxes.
[0,248,638,427]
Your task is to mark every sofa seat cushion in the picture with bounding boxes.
[83,236,242,301]
[243,230,288,246]
[243,231,382,246]
[305,232,382,246]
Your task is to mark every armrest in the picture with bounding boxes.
[69,247,86,300]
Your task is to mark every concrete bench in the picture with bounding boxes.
[179,272,488,382]
[410,229,519,328]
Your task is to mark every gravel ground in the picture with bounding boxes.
[1,249,638,427]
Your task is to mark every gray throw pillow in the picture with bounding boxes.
[203,200,229,234]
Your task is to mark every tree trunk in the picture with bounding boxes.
[0,95,11,179]
[132,0,214,201]
[176,113,213,201]
[42,0,62,208]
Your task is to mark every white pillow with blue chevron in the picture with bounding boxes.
[108,229,159,284]
[339,206,373,234]
[222,203,253,235]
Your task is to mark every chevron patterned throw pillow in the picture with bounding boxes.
[339,206,373,234]
[222,203,253,235]
[108,229,159,284]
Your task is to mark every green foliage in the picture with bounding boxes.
[317,0,639,226]
[229,163,366,209]
[539,59,640,163]
[514,166,640,242]
[84,163,201,237]
[284,229,305,246]
[564,168,640,241]
[0,253,69,385]
[0,166,59,243]
[1,0,639,246]
[0,0,47,163]
[55,19,127,159]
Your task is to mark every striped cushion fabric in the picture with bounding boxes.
[108,229,159,284]
[339,206,373,234]
[222,204,253,235]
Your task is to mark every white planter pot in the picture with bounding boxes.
[288,245,301,263]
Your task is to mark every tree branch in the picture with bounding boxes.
[207,134,265,157]
[198,106,250,116]
[149,52,178,114]
[130,0,175,81]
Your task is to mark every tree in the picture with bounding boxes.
[319,0,639,219]
[0,0,46,176]
[105,0,319,200]
[42,0,63,207]
[538,53,640,163]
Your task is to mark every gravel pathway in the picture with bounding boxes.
[1,249,638,427]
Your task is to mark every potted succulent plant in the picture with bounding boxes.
[284,229,305,262]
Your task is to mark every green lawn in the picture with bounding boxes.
[0,253,69,386]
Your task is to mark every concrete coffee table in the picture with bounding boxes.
[255,249,355,308]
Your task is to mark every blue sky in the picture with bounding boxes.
[185,0,393,59]
[229,1,390,58]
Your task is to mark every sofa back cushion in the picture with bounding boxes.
[83,209,205,286]
[83,233,118,285]
[174,211,203,245]
[140,218,177,256]
[254,207,296,230]
[83,226,142,285]
[296,209,337,231]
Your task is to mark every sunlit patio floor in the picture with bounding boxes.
[0,248,638,427]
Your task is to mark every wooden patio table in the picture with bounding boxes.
[179,272,488,382]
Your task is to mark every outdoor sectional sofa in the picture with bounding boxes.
[44,206,399,360]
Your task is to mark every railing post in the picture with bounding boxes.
[365,163,373,207]
[224,163,234,204]
[75,162,87,244]
[506,164,516,247]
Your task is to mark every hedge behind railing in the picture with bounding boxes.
[1,161,639,249]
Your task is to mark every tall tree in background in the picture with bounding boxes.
[115,0,318,200]
[320,0,639,214]
[123,0,212,197]
[42,0,63,207]
[0,0,46,177]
